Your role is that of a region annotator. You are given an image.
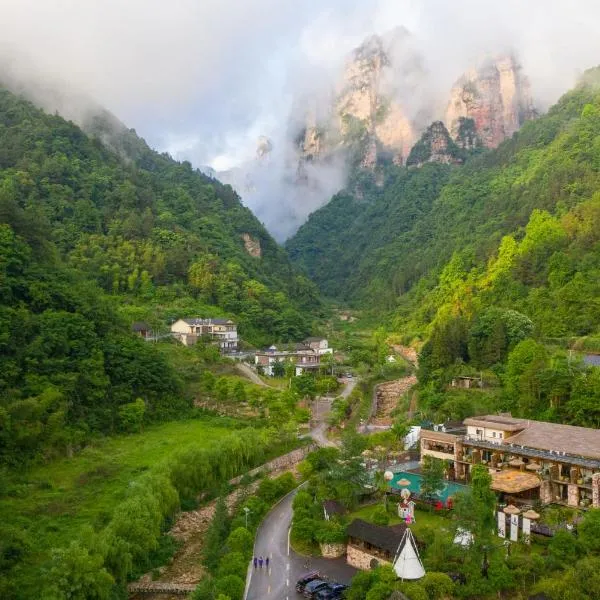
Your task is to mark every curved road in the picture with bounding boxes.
[245,488,356,600]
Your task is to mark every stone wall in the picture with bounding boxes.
[592,473,600,508]
[540,480,553,505]
[320,543,346,559]
[229,444,316,485]
[567,484,580,508]
[347,545,391,571]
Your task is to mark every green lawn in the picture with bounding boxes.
[1,417,236,552]
[349,503,454,540]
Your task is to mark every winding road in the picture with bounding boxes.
[245,488,356,600]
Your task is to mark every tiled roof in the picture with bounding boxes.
[182,318,234,326]
[347,519,407,555]
[464,414,600,461]
[508,421,600,460]
[464,415,529,432]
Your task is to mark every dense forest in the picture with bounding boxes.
[0,87,319,465]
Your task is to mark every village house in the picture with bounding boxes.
[303,337,334,356]
[420,414,600,508]
[346,519,424,580]
[254,339,332,376]
[170,318,238,352]
[131,321,151,339]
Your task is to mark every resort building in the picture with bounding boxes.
[420,414,600,508]
[170,318,238,352]
[346,519,424,579]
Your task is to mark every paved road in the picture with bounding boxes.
[309,379,357,448]
[245,488,356,600]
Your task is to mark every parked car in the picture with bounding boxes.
[303,579,330,598]
[295,571,321,593]
[315,583,348,599]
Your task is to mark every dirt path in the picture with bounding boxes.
[392,344,418,366]
[235,362,271,386]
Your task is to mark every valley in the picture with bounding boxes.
[2,12,600,600]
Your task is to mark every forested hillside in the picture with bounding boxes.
[288,67,600,322]
[289,68,600,428]
[0,87,318,465]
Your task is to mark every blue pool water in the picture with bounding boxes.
[390,471,466,501]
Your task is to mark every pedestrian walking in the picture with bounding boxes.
[266,556,270,570]
[253,557,257,569]
[259,556,263,569]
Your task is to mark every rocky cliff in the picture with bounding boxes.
[445,55,536,148]
[406,121,464,167]
[299,28,426,169]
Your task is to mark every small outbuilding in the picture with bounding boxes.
[323,499,347,521]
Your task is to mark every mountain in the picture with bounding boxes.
[298,28,427,169]
[212,32,537,240]
[0,85,320,465]
[445,54,537,149]
[406,121,465,167]
[287,67,600,332]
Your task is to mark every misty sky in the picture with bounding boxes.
[2,0,600,238]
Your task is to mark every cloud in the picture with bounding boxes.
[1,1,600,238]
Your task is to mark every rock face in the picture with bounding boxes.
[445,55,536,148]
[299,28,426,169]
[241,233,261,258]
[406,121,463,167]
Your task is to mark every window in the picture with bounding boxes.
[492,432,497,438]
[498,433,503,439]
[476,428,483,436]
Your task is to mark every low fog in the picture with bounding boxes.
[1,0,600,239]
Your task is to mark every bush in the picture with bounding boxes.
[225,527,254,558]
[372,506,390,526]
[217,552,247,578]
[421,572,454,599]
[215,574,245,600]
[314,520,347,545]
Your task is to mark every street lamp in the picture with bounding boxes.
[243,507,251,529]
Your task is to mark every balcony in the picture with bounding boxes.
[462,437,600,470]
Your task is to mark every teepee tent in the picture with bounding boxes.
[392,528,425,580]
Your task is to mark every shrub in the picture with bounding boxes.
[217,552,247,578]
[215,574,245,600]
[372,506,390,526]
[226,528,254,558]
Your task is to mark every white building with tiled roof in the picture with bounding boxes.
[171,318,238,351]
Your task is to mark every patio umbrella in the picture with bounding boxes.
[525,462,542,471]
[522,509,540,520]
[503,504,521,515]
[397,478,411,487]
[509,458,525,467]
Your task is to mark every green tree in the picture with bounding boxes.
[203,495,230,573]
[225,527,253,557]
[118,398,145,433]
[420,456,445,499]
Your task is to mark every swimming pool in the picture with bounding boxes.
[389,470,466,501]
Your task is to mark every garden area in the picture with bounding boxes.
[288,439,600,600]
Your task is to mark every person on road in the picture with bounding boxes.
[259,556,263,569]
[253,557,257,569]
[266,556,270,570]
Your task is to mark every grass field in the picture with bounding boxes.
[1,417,237,553]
